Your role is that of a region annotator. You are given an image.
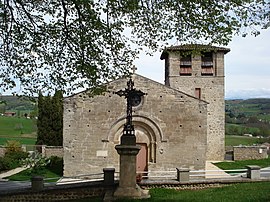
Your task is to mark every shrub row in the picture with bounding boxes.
[0,150,28,171]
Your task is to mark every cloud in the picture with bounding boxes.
[224,28,270,99]
[226,88,270,99]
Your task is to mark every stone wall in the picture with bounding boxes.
[43,146,63,158]
[0,145,63,158]
[0,182,108,202]
[233,146,268,160]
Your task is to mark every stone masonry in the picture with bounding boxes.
[234,146,268,160]
[63,74,208,176]
[160,45,230,160]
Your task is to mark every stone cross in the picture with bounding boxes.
[131,65,137,74]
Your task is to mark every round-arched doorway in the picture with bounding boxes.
[108,115,164,172]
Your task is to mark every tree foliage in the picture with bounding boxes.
[0,0,269,95]
[37,90,63,146]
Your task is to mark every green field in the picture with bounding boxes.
[226,123,260,134]
[225,135,266,146]
[214,157,270,170]
[0,116,37,145]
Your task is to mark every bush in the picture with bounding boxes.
[0,141,28,172]
[46,156,63,176]
[0,156,15,171]
[21,152,50,175]
[5,150,28,161]
[0,150,28,172]
[4,140,23,153]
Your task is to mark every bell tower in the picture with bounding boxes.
[160,44,230,161]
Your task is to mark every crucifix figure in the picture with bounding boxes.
[114,77,145,145]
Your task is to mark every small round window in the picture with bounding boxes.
[131,94,142,107]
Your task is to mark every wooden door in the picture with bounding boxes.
[136,143,148,173]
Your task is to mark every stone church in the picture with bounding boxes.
[63,44,230,176]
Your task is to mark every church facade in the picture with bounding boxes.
[63,44,230,176]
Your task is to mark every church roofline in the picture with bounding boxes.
[131,74,209,104]
[160,44,230,60]
[65,73,209,104]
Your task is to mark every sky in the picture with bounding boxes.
[134,28,270,100]
[1,27,269,99]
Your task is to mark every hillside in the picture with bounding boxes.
[225,98,270,137]
[0,95,37,114]
[226,98,270,119]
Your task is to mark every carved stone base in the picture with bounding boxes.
[114,144,150,200]
[114,184,150,199]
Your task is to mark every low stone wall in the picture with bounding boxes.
[0,145,64,158]
[225,146,233,152]
[0,181,113,202]
[233,146,268,161]
[42,146,63,158]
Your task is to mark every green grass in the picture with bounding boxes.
[0,116,36,136]
[145,184,270,202]
[225,135,265,146]
[0,116,37,145]
[6,156,63,182]
[0,137,36,145]
[225,123,261,135]
[214,157,270,170]
[68,182,270,202]
[226,123,260,132]
[6,168,61,181]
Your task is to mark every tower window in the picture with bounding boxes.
[201,52,213,76]
[180,54,192,76]
[195,88,201,99]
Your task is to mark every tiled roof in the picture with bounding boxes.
[160,44,230,59]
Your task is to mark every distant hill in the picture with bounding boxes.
[225,98,270,137]
[0,95,37,113]
[225,98,270,119]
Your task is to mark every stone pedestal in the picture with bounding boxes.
[114,144,150,199]
[103,168,115,186]
[176,168,190,182]
[31,176,43,191]
[246,165,261,179]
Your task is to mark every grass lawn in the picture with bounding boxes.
[6,156,63,182]
[0,116,37,145]
[0,137,36,145]
[68,182,270,202]
[6,168,61,181]
[214,157,270,170]
[0,116,36,136]
[225,135,265,146]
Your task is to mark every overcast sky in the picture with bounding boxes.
[134,28,270,100]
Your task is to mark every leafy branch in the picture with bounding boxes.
[0,0,269,95]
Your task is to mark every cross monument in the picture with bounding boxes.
[113,76,150,199]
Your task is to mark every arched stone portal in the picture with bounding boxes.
[134,123,156,164]
[108,115,164,169]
